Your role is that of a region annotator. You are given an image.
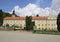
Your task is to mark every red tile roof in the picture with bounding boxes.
[32,16,48,20]
[4,16,26,20]
[4,16,48,20]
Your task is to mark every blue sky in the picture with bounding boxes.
[0,0,52,12]
[39,0,52,8]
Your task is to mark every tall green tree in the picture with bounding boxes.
[0,9,12,26]
[57,13,60,32]
[25,16,28,30]
[0,9,3,26]
[25,16,35,30]
[32,21,35,26]
[28,16,33,30]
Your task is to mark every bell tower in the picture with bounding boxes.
[12,10,15,15]
[12,10,16,17]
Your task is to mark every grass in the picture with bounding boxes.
[33,30,60,35]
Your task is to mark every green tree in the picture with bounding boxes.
[25,16,28,30]
[0,9,13,26]
[0,9,3,26]
[32,21,35,26]
[25,16,35,30]
[6,24,10,30]
[6,24,9,27]
[3,12,12,18]
[57,13,60,32]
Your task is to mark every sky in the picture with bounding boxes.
[0,0,60,16]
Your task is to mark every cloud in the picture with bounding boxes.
[13,3,51,16]
[9,0,60,16]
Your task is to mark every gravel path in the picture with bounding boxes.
[0,31,60,42]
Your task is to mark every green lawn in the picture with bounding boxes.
[33,30,60,35]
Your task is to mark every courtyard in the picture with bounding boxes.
[0,31,60,42]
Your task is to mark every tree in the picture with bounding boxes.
[6,24,9,27]
[25,16,35,30]
[25,16,29,30]
[32,21,35,26]
[28,16,33,30]
[0,9,12,26]
[3,12,12,18]
[0,9,3,26]
[6,24,10,30]
[57,13,60,32]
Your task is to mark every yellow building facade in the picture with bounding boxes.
[33,15,57,30]
[3,15,57,30]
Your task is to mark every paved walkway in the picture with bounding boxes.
[0,31,60,42]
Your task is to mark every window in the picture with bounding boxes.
[54,24,55,26]
[39,24,40,26]
[45,24,47,26]
[42,24,43,26]
[39,28,40,30]
[20,24,22,26]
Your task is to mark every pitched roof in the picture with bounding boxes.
[4,16,26,20]
[32,16,48,20]
[4,16,48,20]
